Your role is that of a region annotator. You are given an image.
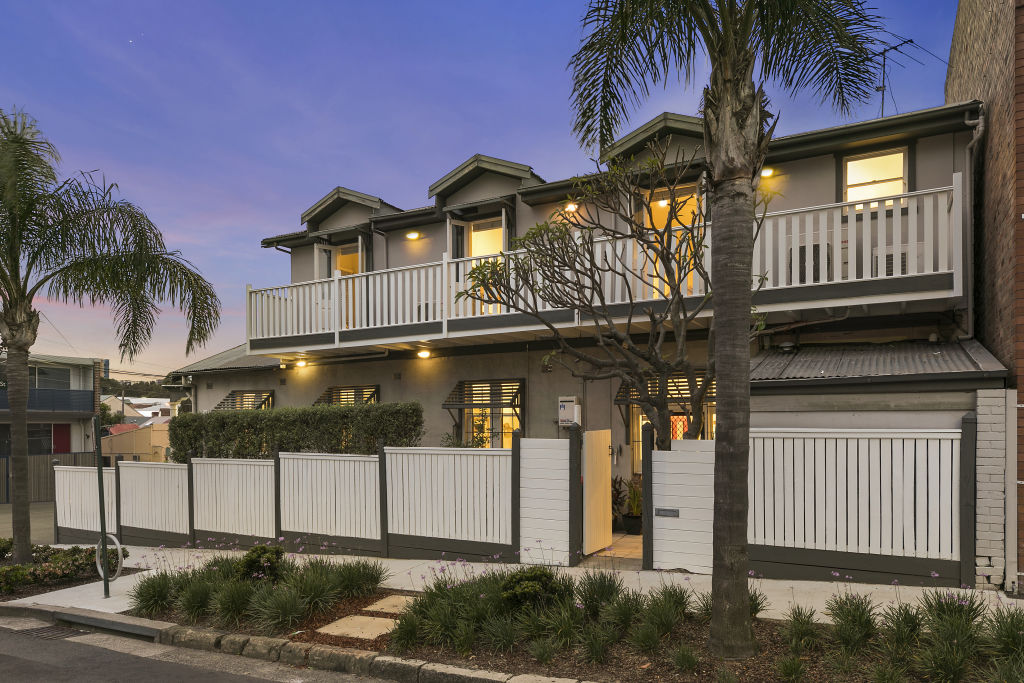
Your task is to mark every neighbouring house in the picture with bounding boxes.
[946,0,1024,593]
[101,420,170,463]
[169,100,1013,588]
[100,394,146,424]
[1,353,101,457]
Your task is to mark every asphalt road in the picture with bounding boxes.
[0,624,381,683]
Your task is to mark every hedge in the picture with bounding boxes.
[168,402,423,461]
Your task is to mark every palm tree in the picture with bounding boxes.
[0,110,220,564]
[570,0,881,657]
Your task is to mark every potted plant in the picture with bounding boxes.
[611,476,627,531]
[623,478,642,534]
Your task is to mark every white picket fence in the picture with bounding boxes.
[519,438,572,566]
[385,447,513,545]
[651,441,714,574]
[748,429,962,560]
[191,458,275,540]
[279,453,380,541]
[54,466,116,534]
[119,462,189,535]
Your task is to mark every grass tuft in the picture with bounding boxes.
[480,614,517,654]
[527,637,557,665]
[176,579,215,623]
[988,604,1024,660]
[776,654,806,681]
[575,570,623,620]
[670,642,699,672]
[825,592,877,654]
[211,579,253,628]
[784,605,820,655]
[389,613,420,653]
[129,571,175,617]
[248,582,307,634]
[628,621,662,655]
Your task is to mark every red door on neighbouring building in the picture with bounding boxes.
[52,423,70,454]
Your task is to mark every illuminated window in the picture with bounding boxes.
[335,242,360,275]
[646,184,701,229]
[443,379,523,448]
[467,217,504,257]
[844,148,907,208]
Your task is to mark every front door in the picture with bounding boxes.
[583,429,613,555]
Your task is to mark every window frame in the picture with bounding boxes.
[841,146,909,208]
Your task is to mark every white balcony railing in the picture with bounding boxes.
[247,175,962,348]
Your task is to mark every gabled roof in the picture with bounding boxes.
[172,344,279,375]
[600,112,704,161]
[428,154,543,199]
[300,186,400,228]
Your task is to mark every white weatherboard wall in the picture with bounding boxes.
[749,429,962,560]
[280,453,380,540]
[651,441,714,574]
[118,462,188,534]
[54,466,116,533]
[191,458,274,539]
[385,447,512,545]
[520,438,570,566]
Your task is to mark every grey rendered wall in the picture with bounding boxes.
[444,172,522,207]
[317,204,373,231]
[290,244,315,283]
[384,221,446,269]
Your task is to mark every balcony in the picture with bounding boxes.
[247,177,964,354]
[0,389,95,413]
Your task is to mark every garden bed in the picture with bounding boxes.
[388,564,1024,682]
[0,539,131,601]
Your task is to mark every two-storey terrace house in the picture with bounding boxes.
[0,353,101,456]
[172,102,1016,587]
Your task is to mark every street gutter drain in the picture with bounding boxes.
[17,625,84,640]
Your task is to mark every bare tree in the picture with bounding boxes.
[460,139,713,450]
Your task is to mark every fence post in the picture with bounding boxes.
[114,456,123,543]
[642,423,654,571]
[186,457,196,547]
[51,459,59,544]
[273,452,282,544]
[511,429,521,562]
[568,424,583,567]
[960,412,977,589]
[378,440,389,558]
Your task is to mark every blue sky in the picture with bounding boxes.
[0,1,958,378]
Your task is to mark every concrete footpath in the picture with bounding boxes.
[8,543,1017,621]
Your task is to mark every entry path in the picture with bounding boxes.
[11,543,1016,623]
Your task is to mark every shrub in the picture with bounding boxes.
[389,613,420,653]
[825,592,877,654]
[481,614,517,654]
[332,559,389,597]
[168,402,424,460]
[130,571,175,617]
[420,600,460,648]
[579,623,615,664]
[870,661,906,683]
[628,621,662,655]
[777,655,806,682]
[879,602,922,661]
[601,589,645,636]
[237,545,285,582]
[515,605,548,641]
[0,538,12,561]
[0,544,129,594]
[693,591,713,623]
[920,589,987,628]
[177,580,216,623]
[646,597,683,637]
[784,605,821,654]
[542,602,585,649]
[249,583,307,633]
[212,580,254,627]
[671,642,699,672]
[287,561,338,616]
[452,621,476,656]
[748,585,769,618]
[501,566,571,609]
[987,655,1024,683]
[988,604,1024,660]
[576,570,623,619]
[202,556,240,581]
[916,590,985,682]
[527,637,557,665]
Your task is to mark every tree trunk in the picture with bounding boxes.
[707,175,756,658]
[6,345,32,563]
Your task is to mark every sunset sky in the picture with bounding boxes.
[0,1,958,379]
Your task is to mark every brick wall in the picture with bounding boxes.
[976,389,1008,588]
[947,0,1021,591]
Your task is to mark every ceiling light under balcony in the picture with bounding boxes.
[279,362,287,369]
[657,199,669,207]
[406,231,421,240]
[760,167,774,178]
[295,360,307,368]
[416,350,431,359]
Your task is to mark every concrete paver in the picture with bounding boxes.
[318,615,397,639]
[363,595,415,613]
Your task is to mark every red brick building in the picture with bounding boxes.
[946,0,1024,591]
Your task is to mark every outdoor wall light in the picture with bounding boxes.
[760,167,774,178]
[416,350,431,359]
[406,231,421,240]
[295,360,307,368]
[564,202,578,212]
[279,362,287,369]
[657,199,669,207]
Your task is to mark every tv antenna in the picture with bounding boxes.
[874,38,915,117]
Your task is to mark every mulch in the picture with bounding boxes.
[0,567,143,602]
[398,619,879,683]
